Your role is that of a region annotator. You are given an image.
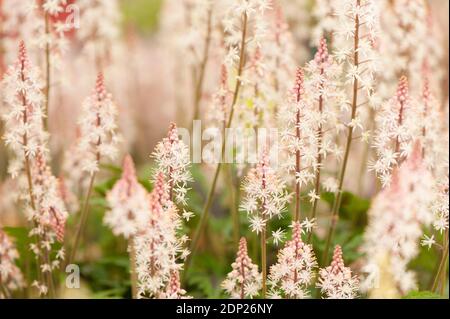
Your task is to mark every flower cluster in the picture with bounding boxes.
[104,155,150,239]
[268,222,317,299]
[317,245,359,299]
[0,229,24,298]
[377,0,444,98]
[371,76,418,186]
[158,270,191,299]
[1,41,47,178]
[28,151,68,295]
[421,177,449,250]
[279,67,316,188]
[152,123,192,205]
[76,0,122,69]
[30,151,68,244]
[1,42,68,296]
[430,178,449,235]
[76,73,120,175]
[240,150,290,234]
[222,237,261,299]
[362,143,434,293]
[307,37,345,201]
[333,0,381,141]
[134,173,189,298]
[419,64,449,173]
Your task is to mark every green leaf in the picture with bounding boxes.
[91,288,127,299]
[99,163,122,174]
[2,226,31,267]
[94,177,120,196]
[322,191,369,232]
[403,291,443,299]
[3,226,38,283]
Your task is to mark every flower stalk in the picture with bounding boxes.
[323,0,361,265]
[186,11,248,273]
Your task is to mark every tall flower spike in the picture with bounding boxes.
[77,72,120,175]
[317,245,359,299]
[371,75,418,187]
[240,149,290,299]
[268,222,317,299]
[104,154,150,239]
[31,151,69,243]
[279,67,316,221]
[240,150,289,233]
[222,237,261,299]
[430,177,449,234]
[1,41,47,178]
[362,142,434,294]
[305,36,342,225]
[321,0,381,264]
[314,37,330,65]
[0,229,25,298]
[134,172,188,299]
[418,61,447,172]
[208,64,230,126]
[152,122,192,205]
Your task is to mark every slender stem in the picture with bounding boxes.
[308,87,324,242]
[68,172,97,265]
[23,147,44,293]
[294,107,301,222]
[185,161,221,274]
[293,69,304,222]
[357,107,376,194]
[226,164,240,247]
[0,278,11,298]
[20,65,44,292]
[432,230,449,293]
[185,12,248,274]
[323,0,360,265]
[240,255,246,299]
[129,236,138,299]
[192,5,213,123]
[261,226,267,298]
[439,251,448,296]
[24,244,31,298]
[43,12,51,131]
[43,244,55,298]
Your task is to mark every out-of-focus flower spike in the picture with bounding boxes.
[0,229,25,297]
[104,154,150,239]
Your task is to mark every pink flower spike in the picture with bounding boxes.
[95,72,107,100]
[314,37,330,66]
[317,245,359,299]
[18,40,28,65]
[268,222,317,299]
[292,67,305,103]
[152,122,192,205]
[329,245,345,275]
[222,237,261,299]
[395,75,409,103]
[104,154,150,239]
[0,229,25,296]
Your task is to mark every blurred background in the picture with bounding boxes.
[0,0,448,298]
